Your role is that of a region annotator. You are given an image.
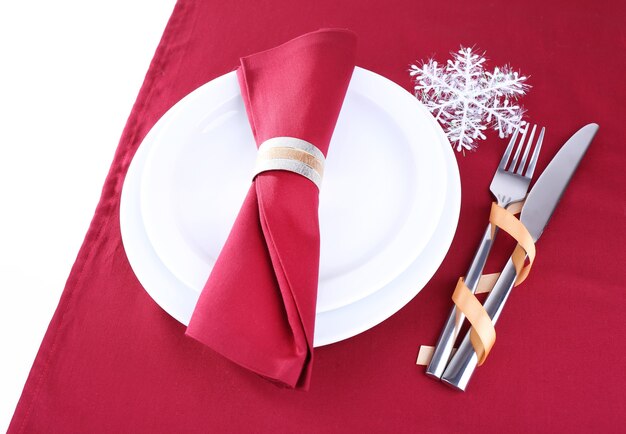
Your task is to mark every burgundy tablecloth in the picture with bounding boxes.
[10,0,626,432]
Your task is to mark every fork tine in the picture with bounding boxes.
[524,126,545,178]
[516,124,537,175]
[507,124,528,172]
[499,127,520,170]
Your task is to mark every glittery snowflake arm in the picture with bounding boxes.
[478,66,528,137]
[410,47,529,152]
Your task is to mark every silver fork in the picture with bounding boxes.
[425,124,545,379]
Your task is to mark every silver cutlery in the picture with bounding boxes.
[426,124,545,379]
[441,123,599,391]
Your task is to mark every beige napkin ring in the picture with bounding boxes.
[253,137,325,189]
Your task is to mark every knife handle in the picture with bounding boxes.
[426,224,498,379]
[440,257,519,391]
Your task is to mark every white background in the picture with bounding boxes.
[0,1,176,429]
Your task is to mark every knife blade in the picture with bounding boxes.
[440,123,599,391]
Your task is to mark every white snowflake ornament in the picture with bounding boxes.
[410,47,529,152]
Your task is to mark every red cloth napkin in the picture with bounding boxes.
[185,29,357,389]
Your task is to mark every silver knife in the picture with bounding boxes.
[440,123,599,391]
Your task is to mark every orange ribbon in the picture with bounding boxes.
[452,202,535,366]
[417,202,536,368]
[488,202,535,286]
[451,278,496,366]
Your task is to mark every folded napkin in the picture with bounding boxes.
[186,29,357,389]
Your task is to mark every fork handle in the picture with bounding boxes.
[440,257,518,390]
[426,225,498,379]
[425,224,499,379]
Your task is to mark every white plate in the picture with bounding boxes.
[140,67,447,312]
[315,124,459,345]
[120,67,461,346]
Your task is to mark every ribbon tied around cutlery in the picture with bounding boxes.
[453,202,535,365]
[417,202,536,367]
